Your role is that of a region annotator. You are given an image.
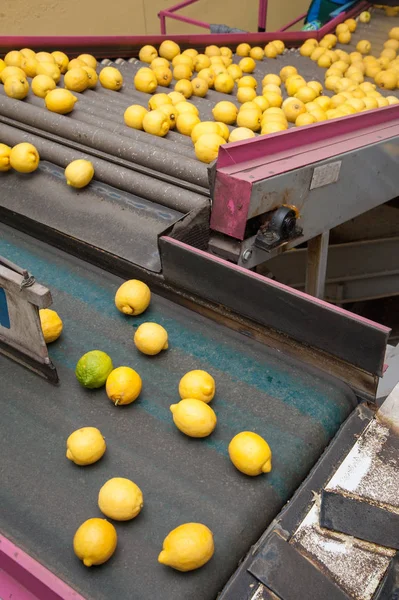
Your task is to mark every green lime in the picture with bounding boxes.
[75,350,113,389]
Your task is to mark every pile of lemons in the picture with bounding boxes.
[0,48,123,114]
[48,277,272,571]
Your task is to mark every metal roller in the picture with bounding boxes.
[23,90,195,152]
[0,95,209,189]
[0,121,208,213]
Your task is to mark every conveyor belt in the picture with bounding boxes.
[0,223,357,600]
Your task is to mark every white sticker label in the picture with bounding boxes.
[310,161,342,190]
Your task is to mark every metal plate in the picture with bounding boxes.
[0,223,356,600]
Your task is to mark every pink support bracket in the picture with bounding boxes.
[0,535,85,600]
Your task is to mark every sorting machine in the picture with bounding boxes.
[0,4,398,600]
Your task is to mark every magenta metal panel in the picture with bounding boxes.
[0,535,85,600]
[210,106,399,239]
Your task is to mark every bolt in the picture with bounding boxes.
[242,249,252,263]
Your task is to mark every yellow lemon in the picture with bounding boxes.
[153,66,173,87]
[35,61,61,83]
[295,86,318,103]
[99,66,123,90]
[134,68,157,93]
[237,75,257,89]
[174,79,193,98]
[67,58,86,70]
[52,51,69,73]
[64,67,89,92]
[205,44,221,57]
[220,46,233,58]
[253,95,269,111]
[318,54,332,68]
[39,308,63,342]
[300,42,316,57]
[124,104,148,130]
[4,50,25,68]
[325,76,342,91]
[22,56,38,78]
[375,70,398,90]
[228,127,256,142]
[134,322,168,355]
[315,95,331,110]
[4,75,29,100]
[1,66,26,84]
[214,73,235,94]
[31,74,56,98]
[261,121,288,135]
[159,523,214,572]
[159,40,181,61]
[264,43,278,59]
[106,366,142,406]
[210,63,226,77]
[262,73,281,87]
[295,113,317,126]
[115,279,150,315]
[176,113,201,136]
[283,98,306,122]
[64,159,94,188]
[159,103,177,129]
[139,44,158,63]
[386,96,399,105]
[216,122,229,141]
[66,427,106,465]
[45,88,77,114]
[357,40,371,55]
[237,108,261,131]
[173,64,192,80]
[250,46,264,60]
[20,48,36,60]
[175,101,198,116]
[148,92,172,110]
[346,98,366,112]
[271,40,285,54]
[191,77,208,97]
[311,47,327,62]
[338,31,351,44]
[307,81,323,96]
[285,75,306,96]
[9,143,39,173]
[237,86,256,103]
[263,91,283,108]
[345,18,357,32]
[173,54,194,69]
[143,109,170,136]
[228,431,272,476]
[308,107,328,122]
[179,370,215,403]
[82,66,99,89]
[212,100,238,124]
[236,43,251,57]
[191,121,222,143]
[36,51,55,64]
[197,68,215,88]
[194,54,211,71]
[227,64,243,81]
[170,399,217,437]
[183,48,199,58]
[194,132,225,163]
[363,96,378,110]
[151,57,170,70]
[98,478,143,521]
[239,57,256,73]
[262,83,282,95]
[76,53,96,70]
[0,58,6,75]
[0,143,11,172]
[359,10,371,23]
[385,39,399,51]
[74,519,117,567]
[75,350,113,389]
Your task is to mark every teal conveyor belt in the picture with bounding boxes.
[0,223,356,600]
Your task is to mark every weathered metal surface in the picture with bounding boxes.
[377,382,399,434]
[291,504,395,600]
[305,231,330,299]
[320,416,399,548]
[0,259,57,382]
[249,530,352,600]
[160,237,390,381]
[0,160,183,273]
[0,222,357,600]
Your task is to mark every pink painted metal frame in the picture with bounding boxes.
[211,105,399,239]
[0,534,85,600]
[158,0,367,35]
[0,2,369,56]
